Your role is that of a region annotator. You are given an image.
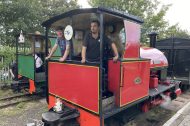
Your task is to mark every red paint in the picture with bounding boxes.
[149,76,158,88]
[141,102,150,112]
[120,61,150,106]
[63,101,102,126]
[142,98,164,112]
[150,63,168,68]
[18,74,22,79]
[48,95,56,109]
[77,108,102,126]
[48,62,99,114]
[150,98,163,106]
[108,60,121,106]
[140,47,168,68]
[175,88,182,96]
[123,20,140,58]
[29,79,35,94]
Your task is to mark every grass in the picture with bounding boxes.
[0,89,15,98]
[0,119,8,126]
[0,106,25,116]
[16,102,26,109]
[0,100,46,117]
[0,89,27,116]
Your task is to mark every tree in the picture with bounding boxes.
[0,0,43,45]
[163,24,190,39]
[88,0,190,43]
[0,0,79,46]
[0,46,16,69]
[40,0,79,19]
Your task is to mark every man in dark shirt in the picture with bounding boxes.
[81,20,119,63]
[10,62,17,80]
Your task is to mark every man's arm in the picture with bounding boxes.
[81,46,87,63]
[111,43,119,61]
[45,44,58,60]
[81,33,88,63]
[10,69,15,78]
[59,45,70,62]
[9,63,16,79]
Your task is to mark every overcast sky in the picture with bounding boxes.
[161,0,190,31]
[78,0,190,31]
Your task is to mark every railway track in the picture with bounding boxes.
[103,90,190,126]
[123,90,190,126]
[0,93,44,109]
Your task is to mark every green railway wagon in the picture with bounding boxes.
[14,32,61,94]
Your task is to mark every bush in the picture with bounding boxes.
[0,46,16,69]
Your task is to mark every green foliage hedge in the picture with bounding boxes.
[0,46,16,69]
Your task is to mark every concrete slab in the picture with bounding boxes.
[175,97,187,103]
[178,115,190,126]
[180,94,190,99]
[163,101,190,126]
[169,115,186,126]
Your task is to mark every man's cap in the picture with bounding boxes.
[34,31,41,36]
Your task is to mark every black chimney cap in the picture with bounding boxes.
[148,31,158,36]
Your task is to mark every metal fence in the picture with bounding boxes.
[0,64,12,85]
[0,46,31,85]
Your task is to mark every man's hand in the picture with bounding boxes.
[45,56,50,60]
[81,58,86,63]
[12,75,15,79]
[59,57,65,62]
[113,55,119,62]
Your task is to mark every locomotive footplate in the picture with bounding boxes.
[149,80,181,98]
[149,84,175,97]
[42,106,80,126]
[103,96,148,119]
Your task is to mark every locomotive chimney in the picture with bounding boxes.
[148,32,158,48]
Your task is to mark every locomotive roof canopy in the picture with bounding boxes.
[42,7,144,28]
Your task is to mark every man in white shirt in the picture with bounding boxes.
[35,54,43,73]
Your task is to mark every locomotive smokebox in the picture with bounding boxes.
[148,32,158,48]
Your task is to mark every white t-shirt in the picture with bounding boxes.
[35,54,43,68]
[35,41,41,48]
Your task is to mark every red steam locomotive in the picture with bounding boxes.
[41,7,181,126]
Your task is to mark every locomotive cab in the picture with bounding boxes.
[41,7,181,126]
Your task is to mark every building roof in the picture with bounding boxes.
[156,37,190,49]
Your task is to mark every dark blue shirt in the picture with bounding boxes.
[56,37,70,55]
